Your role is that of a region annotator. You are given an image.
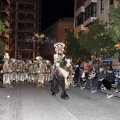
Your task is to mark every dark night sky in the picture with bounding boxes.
[41,0,74,31]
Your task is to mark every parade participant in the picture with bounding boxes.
[51,42,72,100]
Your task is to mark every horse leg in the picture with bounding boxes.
[60,78,69,100]
[51,77,59,96]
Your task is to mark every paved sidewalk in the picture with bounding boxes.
[0,83,120,120]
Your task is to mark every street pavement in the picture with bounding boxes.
[0,83,120,120]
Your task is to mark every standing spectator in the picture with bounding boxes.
[87,62,92,73]
[73,65,80,86]
[0,70,4,88]
[93,56,100,71]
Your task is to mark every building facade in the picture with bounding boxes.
[41,18,74,62]
[11,0,42,60]
[74,0,119,35]
[74,0,120,70]
[0,0,12,54]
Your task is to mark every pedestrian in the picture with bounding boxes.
[73,64,80,86]
[0,70,4,88]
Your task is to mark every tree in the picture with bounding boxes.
[65,30,91,62]
[65,30,78,62]
[78,19,116,59]
[106,4,120,43]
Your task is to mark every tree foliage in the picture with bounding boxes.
[65,30,78,61]
[106,4,120,43]
[65,30,91,62]
[65,19,116,62]
[78,19,116,59]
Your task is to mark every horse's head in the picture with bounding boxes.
[60,56,72,68]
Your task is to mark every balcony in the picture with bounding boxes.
[4,19,10,28]
[5,44,9,51]
[0,33,9,40]
[0,7,10,16]
[4,34,9,39]
[84,17,97,26]
[75,6,85,18]
[74,24,86,34]
[1,0,10,5]
[6,0,10,5]
[84,0,97,8]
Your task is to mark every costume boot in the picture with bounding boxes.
[42,84,45,88]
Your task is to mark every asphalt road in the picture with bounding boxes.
[0,83,120,120]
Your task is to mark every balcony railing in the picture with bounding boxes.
[0,7,10,16]
[5,44,9,51]
[4,19,10,28]
[6,0,10,5]
[84,17,97,26]
[1,0,10,5]
[84,0,97,8]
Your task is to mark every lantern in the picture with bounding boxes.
[91,55,95,59]
[118,44,120,49]
[92,36,97,40]
[115,44,120,50]
[76,34,78,39]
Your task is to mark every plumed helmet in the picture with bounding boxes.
[54,42,65,54]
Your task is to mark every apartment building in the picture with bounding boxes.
[74,0,120,70]
[74,0,119,35]
[11,0,42,60]
[0,0,12,54]
[41,18,74,62]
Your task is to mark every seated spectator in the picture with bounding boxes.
[89,70,98,93]
[97,67,106,90]
[102,79,114,99]
[106,68,115,84]
[102,68,115,98]
[80,68,87,89]
[114,74,120,95]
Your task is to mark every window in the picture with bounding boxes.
[92,4,96,17]
[75,12,85,28]
[75,0,84,11]
[64,27,68,33]
[100,0,104,14]
[109,0,114,5]
[85,3,97,20]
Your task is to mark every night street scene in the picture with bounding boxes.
[0,0,120,120]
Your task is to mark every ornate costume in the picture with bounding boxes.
[51,42,72,100]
